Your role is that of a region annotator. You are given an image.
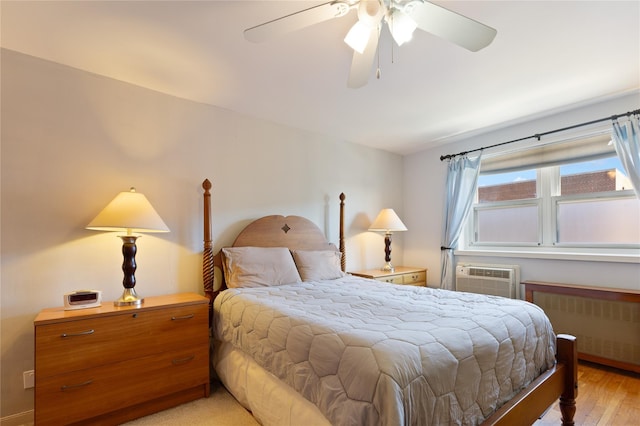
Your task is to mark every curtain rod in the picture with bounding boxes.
[439,108,640,162]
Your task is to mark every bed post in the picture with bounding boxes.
[339,193,346,272]
[202,179,214,327]
[557,334,578,426]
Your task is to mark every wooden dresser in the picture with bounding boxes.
[350,266,427,287]
[34,293,210,425]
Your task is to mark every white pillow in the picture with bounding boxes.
[222,246,301,288]
[292,250,346,281]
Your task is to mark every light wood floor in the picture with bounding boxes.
[535,361,640,425]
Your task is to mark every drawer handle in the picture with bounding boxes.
[61,329,95,338]
[61,379,93,391]
[171,314,195,321]
[172,355,195,365]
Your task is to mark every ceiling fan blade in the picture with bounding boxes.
[347,26,379,88]
[245,1,352,43]
[408,1,497,52]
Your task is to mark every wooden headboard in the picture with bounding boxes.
[201,179,346,322]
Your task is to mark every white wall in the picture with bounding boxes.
[403,91,640,289]
[0,49,405,417]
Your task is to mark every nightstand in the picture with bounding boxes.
[350,266,427,287]
[34,292,210,425]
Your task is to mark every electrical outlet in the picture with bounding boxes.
[23,370,35,389]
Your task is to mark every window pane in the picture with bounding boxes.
[478,169,536,203]
[476,205,539,243]
[557,198,640,244]
[560,156,632,195]
[470,141,638,251]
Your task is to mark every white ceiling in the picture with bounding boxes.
[2,1,638,155]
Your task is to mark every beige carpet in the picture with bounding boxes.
[123,383,259,426]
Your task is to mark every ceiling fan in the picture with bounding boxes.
[244,0,497,88]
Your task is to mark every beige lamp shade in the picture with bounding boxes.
[368,208,407,232]
[86,188,169,234]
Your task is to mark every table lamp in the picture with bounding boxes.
[368,208,407,272]
[86,187,169,306]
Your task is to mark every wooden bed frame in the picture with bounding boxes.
[200,179,578,426]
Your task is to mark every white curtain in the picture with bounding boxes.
[612,113,640,198]
[440,153,482,290]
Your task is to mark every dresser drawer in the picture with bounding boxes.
[36,303,208,378]
[377,276,404,285]
[402,271,426,285]
[35,346,209,425]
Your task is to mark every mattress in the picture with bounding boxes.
[213,275,556,425]
[214,340,331,425]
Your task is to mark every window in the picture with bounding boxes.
[555,157,640,246]
[476,169,540,245]
[465,131,640,252]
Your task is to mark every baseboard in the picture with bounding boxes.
[0,410,34,426]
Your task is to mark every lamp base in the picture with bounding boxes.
[380,232,394,273]
[381,262,395,273]
[114,287,144,307]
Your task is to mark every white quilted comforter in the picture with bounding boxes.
[213,275,556,425]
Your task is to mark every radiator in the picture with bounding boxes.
[524,281,640,373]
[455,263,521,299]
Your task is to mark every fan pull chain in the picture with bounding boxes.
[389,11,395,65]
[391,32,395,64]
[376,43,381,79]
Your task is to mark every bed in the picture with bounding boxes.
[201,179,577,425]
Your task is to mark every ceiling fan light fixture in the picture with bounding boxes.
[243,0,497,88]
[388,8,417,46]
[345,1,385,54]
[344,20,371,53]
[358,0,385,25]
